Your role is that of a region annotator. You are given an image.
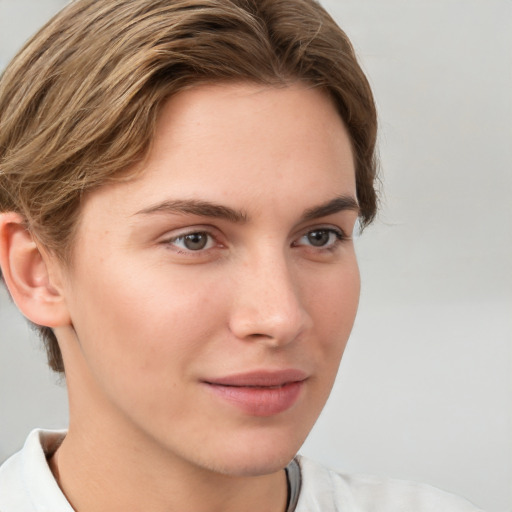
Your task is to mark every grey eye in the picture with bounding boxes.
[306,230,331,247]
[294,228,344,250]
[182,232,209,250]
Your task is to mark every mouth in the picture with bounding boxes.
[202,369,307,417]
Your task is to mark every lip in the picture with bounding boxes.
[202,369,307,417]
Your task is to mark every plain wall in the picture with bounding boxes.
[0,1,510,511]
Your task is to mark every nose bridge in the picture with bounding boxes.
[229,244,309,345]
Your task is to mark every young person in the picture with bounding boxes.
[0,0,483,510]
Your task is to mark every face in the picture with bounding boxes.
[57,83,360,476]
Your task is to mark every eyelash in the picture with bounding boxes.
[164,227,348,255]
[292,228,347,252]
[165,231,218,254]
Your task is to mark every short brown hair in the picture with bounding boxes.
[0,0,378,373]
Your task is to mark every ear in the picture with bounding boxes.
[0,212,71,328]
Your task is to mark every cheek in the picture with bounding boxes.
[301,259,360,390]
[305,259,360,340]
[66,258,228,391]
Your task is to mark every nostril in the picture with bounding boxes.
[247,333,273,339]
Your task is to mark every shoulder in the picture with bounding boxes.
[0,429,71,512]
[294,455,483,512]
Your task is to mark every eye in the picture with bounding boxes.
[294,228,345,249]
[167,231,215,252]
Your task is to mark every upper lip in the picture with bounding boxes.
[203,369,308,387]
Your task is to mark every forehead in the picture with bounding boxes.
[78,83,356,226]
[153,82,350,163]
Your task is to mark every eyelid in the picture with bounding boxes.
[158,223,350,258]
[170,232,214,251]
[300,224,348,239]
[160,226,225,254]
[292,225,349,249]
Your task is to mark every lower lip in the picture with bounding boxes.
[204,381,304,417]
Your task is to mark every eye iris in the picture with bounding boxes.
[184,233,208,250]
[307,230,330,247]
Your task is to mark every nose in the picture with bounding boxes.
[228,251,311,347]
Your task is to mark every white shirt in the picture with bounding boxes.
[293,456,482,512]
[0,430,483,512]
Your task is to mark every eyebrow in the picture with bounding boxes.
[301,195,360,221]
[135,195,359,223]
[135,199,248,223]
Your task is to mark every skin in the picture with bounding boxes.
[4,83,361,512]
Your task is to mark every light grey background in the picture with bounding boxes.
[0,1,510,511]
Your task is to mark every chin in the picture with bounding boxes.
[192,425,310,477]
[204,452,297,478]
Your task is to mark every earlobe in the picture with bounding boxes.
[0,212,71,328]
